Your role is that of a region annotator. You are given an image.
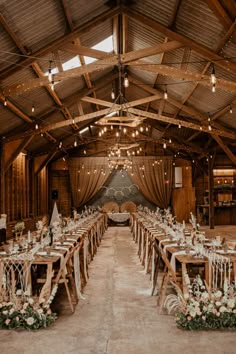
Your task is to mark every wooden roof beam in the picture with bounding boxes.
[2,41,183,96]
[212,135,236,165]
[4,136,34,172]
[0,6,121,79]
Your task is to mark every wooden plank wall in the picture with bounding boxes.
[172,160,196,222]
[4,153,49,222]
[50,168,72,217]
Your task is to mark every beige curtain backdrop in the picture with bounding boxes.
[68,157,110,208]
[128,156,173,209]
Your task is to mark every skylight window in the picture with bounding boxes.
[62,56,81,71]
[84,35,113,64]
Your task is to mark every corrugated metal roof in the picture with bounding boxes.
[1,0,66,53]
[132,0,179,27]
[175,0,225,52]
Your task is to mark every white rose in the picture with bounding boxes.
[216,301,221,307]
[189,309,196,318]
[9,308,15,315]
[26,317,35,326]
[219,306,227,313]
[2,310,8,315]
[16,289,22,296]
[215,290,222,298]
[227,299,235,309]
[201,292,209,300]
[28,298,34,305]
[37,309,43,315]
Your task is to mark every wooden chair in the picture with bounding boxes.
[37,248,78,313]
[120,201,137,213]
[157,246,183,314]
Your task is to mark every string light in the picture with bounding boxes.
[124,72,129,88]
[111,87,115,100]
[164,87,168,100]
[210,63,216,85]
[35,123,39,130]
[31,104,35,113]
[83,150,86,155]
[200,125,203,130]
[4,97,7,106]
[163,142,167,149]
[74,139,77,147]
[212,83,216,93]
[230,105,233,114]
[178,122,181,128]
[169,138,172,143]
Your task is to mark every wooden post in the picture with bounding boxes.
[208,157,214,229]
[0,142,5,213]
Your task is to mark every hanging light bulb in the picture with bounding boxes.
[132,132,135,138]
[111,87,115,100]
[200,125,203,130]
[84,149,86,155]
[178,122,181,128]
[74,139,77,147]
[163,142,167,149]
[135,130,139,136]
[123,127,127,134]
[140,126,144,132]
[72,117,75,124]
[164,88,168,100]
[169,138,172,143]
[116,132,119,137]
[230,105,233,114]
[4,97,7,106]
[48,61,52,83]
[59,141,62,148]
[208,124,212,131]
[111,125,113,130]
[35,123,39,130]
[146,126,149,132]
[210,63,216,84]
[212,83,216,93]
[124,72,129,88]
[31,104,35,113]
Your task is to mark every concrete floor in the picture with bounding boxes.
[1,226,236,354]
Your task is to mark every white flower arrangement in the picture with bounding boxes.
[14,221,25,232]
[0,289,57,330]
[175,274,236,330]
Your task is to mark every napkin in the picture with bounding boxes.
[216,250,236,255]
[159,238,170,246]
[170,250,195,272]
[0,251,7,255]
[54,246,69,251]
[163,243,178,254]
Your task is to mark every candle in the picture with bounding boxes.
[28,230,31,243]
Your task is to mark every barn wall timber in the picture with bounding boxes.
[50,161,72,217]
[0,152,50,238]
[172,159,196,222]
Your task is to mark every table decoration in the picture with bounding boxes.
[175,274,236,330]
[0,290,57,330]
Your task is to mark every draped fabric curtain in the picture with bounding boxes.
[128,156,173,209]
[68,157,109,208]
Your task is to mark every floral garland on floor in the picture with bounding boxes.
[175,274,236,330]
[0,287,57,330]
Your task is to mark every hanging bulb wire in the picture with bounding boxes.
[210,63,216,84]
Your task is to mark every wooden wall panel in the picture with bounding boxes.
[50,170,72,217]
[172,161,196,222]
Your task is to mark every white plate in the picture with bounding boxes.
[216,250,236,254]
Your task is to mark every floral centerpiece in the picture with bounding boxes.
[14,221,25,233]
[173,274,236,330]
[0,289,57,330]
